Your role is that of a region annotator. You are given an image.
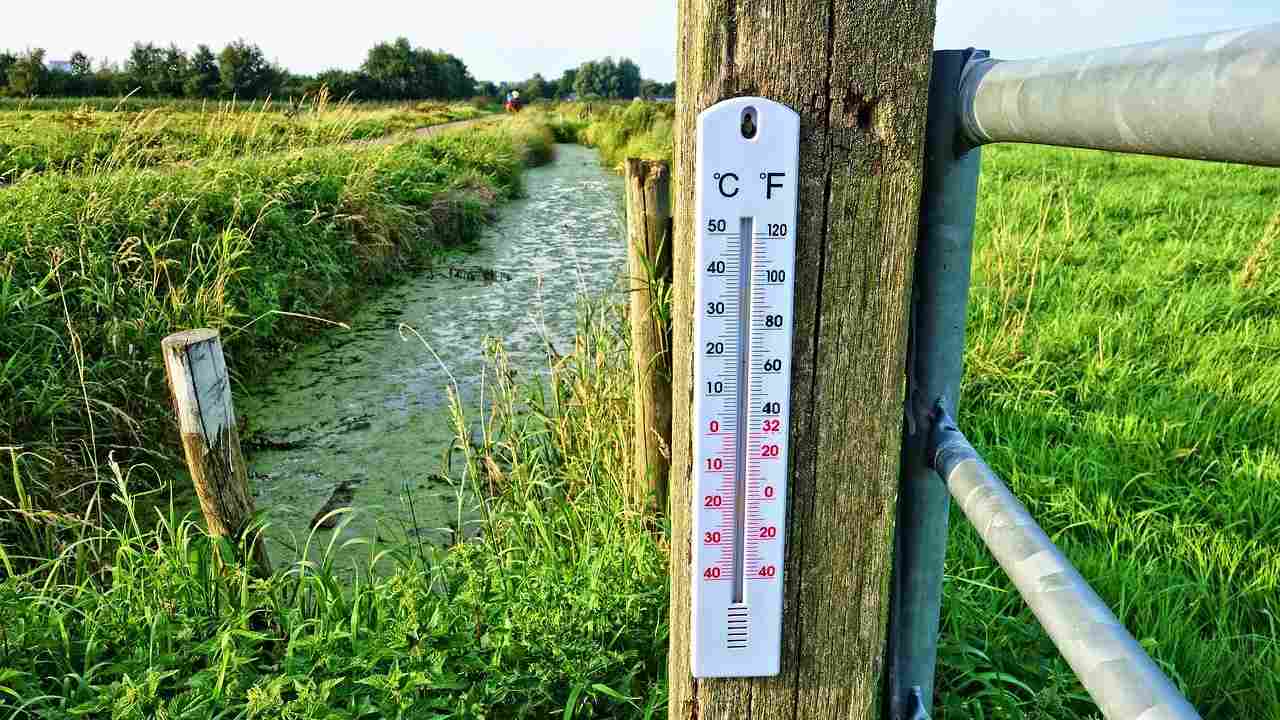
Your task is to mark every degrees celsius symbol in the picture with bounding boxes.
[692,97,799,678]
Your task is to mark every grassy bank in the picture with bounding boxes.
[2,104,668,718]
[0,302,667,719]
[546,101,672,169]
[1,116,552,531]
[0,96,484,182]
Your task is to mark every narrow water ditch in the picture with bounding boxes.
[240,143,624,564]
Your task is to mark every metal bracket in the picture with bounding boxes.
[955,48,993,155]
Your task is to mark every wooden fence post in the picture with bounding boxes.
[668,1,937,718]
[162,329,270,575]
[626,158,675,515]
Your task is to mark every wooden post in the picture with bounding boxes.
[625,158,674,515]
[669,2,937,718]
[162,329,270,574]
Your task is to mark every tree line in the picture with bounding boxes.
[486,57,675,102]
[0,41,672,103]
[0,38,475,100]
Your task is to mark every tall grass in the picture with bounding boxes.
[0,300,666,719]
[0,94,484,183]
[0,117,554,541]
[546,101,673,169]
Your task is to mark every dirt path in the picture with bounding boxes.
[368,114,505,146]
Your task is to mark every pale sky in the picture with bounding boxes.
[3,1,1277,83]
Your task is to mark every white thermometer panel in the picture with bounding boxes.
[691,97,799,678]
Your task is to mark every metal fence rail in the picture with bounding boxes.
[888,18,1280,720]
[960,23,1280,166]
[927,404,1201,720]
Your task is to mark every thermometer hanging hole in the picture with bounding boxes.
[740,107,758,140]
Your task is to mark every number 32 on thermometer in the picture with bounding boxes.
[691,97,799,678]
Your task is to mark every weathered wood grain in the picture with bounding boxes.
[162,329,270,575]
[626,158,675,516]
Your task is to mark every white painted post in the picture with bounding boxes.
[162,329,270,574]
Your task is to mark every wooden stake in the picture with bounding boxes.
[162,329,270,574]
[625,158,674,515]
[669,1,937,717]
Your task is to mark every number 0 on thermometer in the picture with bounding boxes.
[692,97,799,678]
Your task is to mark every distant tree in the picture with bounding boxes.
[428,51,457,97]
[8,48,48,96]
[69,51,92,76]
[57,51,94,96]
[477,80,498,97]
[362,38,416,99]
[0,39,482,100]
[158,45,189,96]
[639,78,675,99]
[45,69,73,96]
[523,72,547,101]
[362,39,473,100]
[435,53,474,98]
[570,57,642,99]
[555,67,577,98]
[219,39,280,98]
[185,44,220,98]
[125,42,164,94]
[95,60,130,96]
[597,57,619,96]
[310,68,376,99]
[573,61,599,98]
[0,51,14,93]
[616,57,642,98]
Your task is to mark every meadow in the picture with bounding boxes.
[0,101,1276,718]
[938,144,1280,717]
[0,95,485,182]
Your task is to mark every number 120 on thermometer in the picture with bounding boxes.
[692,97,799,678]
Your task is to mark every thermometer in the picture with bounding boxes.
[691,97,799,678]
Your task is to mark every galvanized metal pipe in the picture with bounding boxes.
[928,405,1202,720]
[961,22,1280,166]
[888,48,984,720]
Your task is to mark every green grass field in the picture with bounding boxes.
[0,102,1275,718]
[0,96,484,182]
[937,144,1280,717]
